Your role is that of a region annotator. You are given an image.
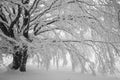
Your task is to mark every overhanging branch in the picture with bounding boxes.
[52,39,120,44]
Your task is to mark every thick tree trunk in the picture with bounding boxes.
[19,46,28,72]
[11,51,22,70]
[11,45,28,72]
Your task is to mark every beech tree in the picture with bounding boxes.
[0,0,120,75]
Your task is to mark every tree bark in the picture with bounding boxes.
[11,45,28,72]
[11,51,22,70]
[19,46,28,72]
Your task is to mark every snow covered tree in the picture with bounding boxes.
[0,0,120,75]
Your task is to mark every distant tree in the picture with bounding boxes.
[0,0,120,75]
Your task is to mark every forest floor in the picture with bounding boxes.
[0,66,120,80]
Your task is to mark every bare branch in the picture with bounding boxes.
[30,0,59,22]
[34,17,60,35]
[0,19,9,27]
[52,39,120,44]
[9,5,22,29]
[29,0,41,14]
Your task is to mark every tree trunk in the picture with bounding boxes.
[19,46,28,72]
[11,45,28,72]
[11,51,22,70]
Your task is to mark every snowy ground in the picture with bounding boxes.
[0,55,120,80]
[0,66,120,80]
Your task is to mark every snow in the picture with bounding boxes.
[0,55,120,80]
[0,66,120,80]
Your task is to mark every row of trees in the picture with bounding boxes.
[0,0,120,75]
